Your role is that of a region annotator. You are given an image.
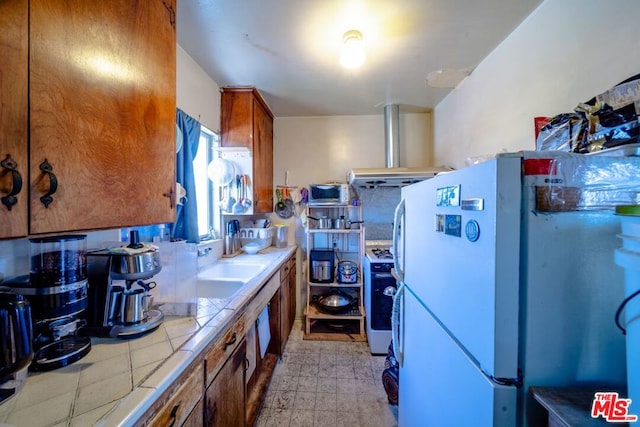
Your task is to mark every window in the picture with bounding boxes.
[193,126,219,240]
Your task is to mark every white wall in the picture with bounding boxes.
[273,111,434,188]
[433,0,640,169]
[177,45,220,132]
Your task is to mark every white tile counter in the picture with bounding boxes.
[0,245,297,427]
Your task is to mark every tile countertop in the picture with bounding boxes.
[0,245,297,427]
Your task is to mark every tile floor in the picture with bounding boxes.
[255,320,398,427]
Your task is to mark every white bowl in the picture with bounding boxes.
[242,242,261,255]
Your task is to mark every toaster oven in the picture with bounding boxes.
[308,183,349,206]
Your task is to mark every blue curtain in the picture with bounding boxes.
[172,109,201,243]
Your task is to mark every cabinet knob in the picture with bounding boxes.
[38,159,58,209]
[0,155,23,211]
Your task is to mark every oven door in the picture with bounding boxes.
[371,270,396,330]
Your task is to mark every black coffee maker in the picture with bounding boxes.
[6,235,91,371]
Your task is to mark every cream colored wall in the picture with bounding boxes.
[433,0,640,169]
[273,111,433,188]
[177,46,220,132]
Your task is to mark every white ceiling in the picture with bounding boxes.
[177,0,543,117]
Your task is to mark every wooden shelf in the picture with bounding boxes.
[305,204,366,342]
[305,305,365,320]
[303,318,367,342]
[308,229,363,234]
[308,282,362,288]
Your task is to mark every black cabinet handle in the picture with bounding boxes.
[0,155,22,211]
[167,402,180,427]
[224,332,237,349]
[38,159,58,208]
[163,186,175,209]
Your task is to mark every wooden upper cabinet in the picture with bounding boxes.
[0,0,28,239]
[28,0,177,234]
[221,87,274,213]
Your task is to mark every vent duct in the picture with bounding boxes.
[349,104,452,187]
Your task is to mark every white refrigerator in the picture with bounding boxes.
[392,152,638,426]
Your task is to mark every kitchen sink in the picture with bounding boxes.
[196,261,268,299]
[197,279,246,299]
[198,261,267,282]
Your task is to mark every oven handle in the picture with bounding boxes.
[372,272,395,279]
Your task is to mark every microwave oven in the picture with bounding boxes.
[308,183,350,206]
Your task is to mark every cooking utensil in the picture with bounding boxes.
[108,231,161,280]
[241,175,252,210]
[206,157,235,186]
[334,216,348,229]
[308,216,332,229]
[224,182,235,212]
[232,175,244,213]
[313,291,356,314]
[275,189,285,211]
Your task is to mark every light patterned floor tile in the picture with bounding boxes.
[256,320,398,427]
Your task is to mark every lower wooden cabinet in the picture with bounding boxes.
[140,252,298,427]
[182,401,203,427]
[279,255,296,354]
[205,338,247,426]
[147,364,204,427]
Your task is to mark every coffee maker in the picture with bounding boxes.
[6,234,92,371]
[86,231,164,338]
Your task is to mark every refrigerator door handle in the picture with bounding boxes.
[392,199,405,283]
[391,281,406,367]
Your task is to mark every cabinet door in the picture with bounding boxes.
[279,266,290,355]
[288,258,297,332]
[0,0,28,239]
[252,100,273,213]
[29,0,176,234]
[205,339,247,427]
[221,89,253,148]
[147,363,204,427]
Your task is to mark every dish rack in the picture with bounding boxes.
[240,227,274,251]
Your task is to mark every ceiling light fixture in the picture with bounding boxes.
[339,30,366,69]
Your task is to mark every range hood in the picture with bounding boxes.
[348,104,452,187]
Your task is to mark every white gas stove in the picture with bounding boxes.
[363,240,396,354]
[365,240,394,264]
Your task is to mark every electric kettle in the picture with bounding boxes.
[0,289,33,402]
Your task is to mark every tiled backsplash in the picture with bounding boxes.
[354,187,401,241]
[0,230,222,310]
[0,229,120,281]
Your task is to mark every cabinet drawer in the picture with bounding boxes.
[205,314,245,387]
[147,363,204,427]
[279,259,291,282]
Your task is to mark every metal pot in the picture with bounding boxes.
[308,216,332,229]
[109,250,161,280]
[108,231,161,280]
[332,216,364,229]
[333,216,348,229]
[313,291,355,314]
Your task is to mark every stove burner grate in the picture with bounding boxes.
[371,248,393,259]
